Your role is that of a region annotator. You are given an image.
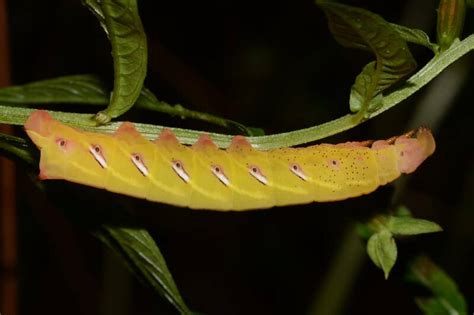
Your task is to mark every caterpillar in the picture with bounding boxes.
[24,110,435,211]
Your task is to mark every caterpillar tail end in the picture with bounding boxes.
[24,110,54,149]
[396,127,436,174]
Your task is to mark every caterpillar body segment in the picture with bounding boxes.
[25,110,435,211]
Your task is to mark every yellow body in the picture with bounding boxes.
[24,110,436,211]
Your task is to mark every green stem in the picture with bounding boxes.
[1,35,473,149]
[137,99,259,136]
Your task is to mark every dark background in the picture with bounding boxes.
[3,0,474,314]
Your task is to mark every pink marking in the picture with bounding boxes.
[131,153,149,176]
[336,140,372,148]
[55,137,77,153]
[371,140,391,150]
[155,128,179,145]
[56,138,67,150]
[228,136,252,151]
[24,110,54,138]
[290,163,308,181]
[328,159,340,170]
[211,164,230,186]
[171,159,190,183]
[194,134,217,149]
[114,122,142,139]
[248,165,267,185]
[89,144,107,169]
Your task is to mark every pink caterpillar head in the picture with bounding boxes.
[394,127,436,174]
[371,127,435,174]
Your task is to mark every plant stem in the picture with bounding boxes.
[1,35,473,149]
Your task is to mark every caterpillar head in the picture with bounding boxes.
[395,127,436,174]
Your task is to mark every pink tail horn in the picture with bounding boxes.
[24,110,54,138]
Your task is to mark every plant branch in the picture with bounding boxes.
[1,35,473,149]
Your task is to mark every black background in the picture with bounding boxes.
[4,0,474,314]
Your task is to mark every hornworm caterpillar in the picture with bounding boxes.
[25,110,435,211]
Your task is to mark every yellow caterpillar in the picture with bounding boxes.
[25,110,435,211]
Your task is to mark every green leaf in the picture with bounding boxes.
[389,23,438,52]
[317,2,417,118]
[1,35,474,148]
[349,62,384,113]
[0,74,108,105]
[356,222,375,240]
[394,205,412,217]
[388,217,443,236]
[83,0,108,36]
[437,0,466,52]
[367,229,397,279]
[416,297,462,315]
[137,86,172,110]
[96,226,194,315]
[409,256,468,315]
[0,75,258,135]
[84,0,148,124]
[0,133,35,165]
